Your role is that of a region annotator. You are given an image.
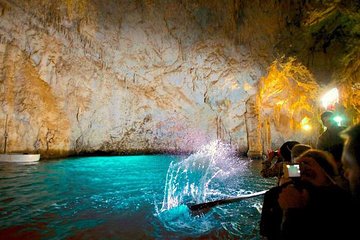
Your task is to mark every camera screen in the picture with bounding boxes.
[284,163,301,178]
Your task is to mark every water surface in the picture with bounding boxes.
[0,149,275,239]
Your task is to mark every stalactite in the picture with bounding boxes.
[5,0,106,69]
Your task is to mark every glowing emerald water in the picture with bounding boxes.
[0,142,275,239]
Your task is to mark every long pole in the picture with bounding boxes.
[187,190,267,213]
[4,114,8,154]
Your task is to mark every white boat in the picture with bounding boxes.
[1,114,40,163]
[0,153,40,162]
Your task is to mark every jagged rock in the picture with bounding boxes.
[0,0,358,158]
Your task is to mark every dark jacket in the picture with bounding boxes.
[260,182,354,240]
[317,126,346,160]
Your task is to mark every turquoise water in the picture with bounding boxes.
[0,150,275,239]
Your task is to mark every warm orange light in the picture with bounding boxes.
[302,124,312,131]
[300,117,312,131]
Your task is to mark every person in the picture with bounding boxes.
[290,144,311,162]
[292,143,348,190]
[277,149,353,239]
[317,111,346,165]
[260,186,283,239]
[261,141,299,185]
[340,123,360,203]
[260,149,353,240]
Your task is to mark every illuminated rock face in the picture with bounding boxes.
[0,0,358,158]
[258,58,321,150]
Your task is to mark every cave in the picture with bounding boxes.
[1,1,360,239]
[0,0,359,158]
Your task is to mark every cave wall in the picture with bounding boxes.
[0,0,359,158]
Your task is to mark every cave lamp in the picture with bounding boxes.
[300,117,312,131]
[333,115,343,127]
[321,88,339,110]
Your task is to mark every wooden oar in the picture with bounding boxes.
[187,190,267,214]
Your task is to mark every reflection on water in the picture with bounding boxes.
[0,144,275,239]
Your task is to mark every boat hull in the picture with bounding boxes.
[0,154,40,162]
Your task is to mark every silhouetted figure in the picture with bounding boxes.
[317,111,346,168]
[290,144,311,162]
[341,123,360,203]
[261,141,299,185]
[260,149,353,240]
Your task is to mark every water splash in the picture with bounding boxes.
[161,140,248,211]
[156,140,253,236]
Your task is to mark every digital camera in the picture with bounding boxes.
[283,163,301,178]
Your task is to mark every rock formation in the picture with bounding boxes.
[0,0,359,158]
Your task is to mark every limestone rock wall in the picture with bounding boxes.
[258,58,321,151]
[0,0,262,157]
[0,0,358,158]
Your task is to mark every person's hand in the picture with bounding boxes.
[267,150,277,161]
[278,184,309,210]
